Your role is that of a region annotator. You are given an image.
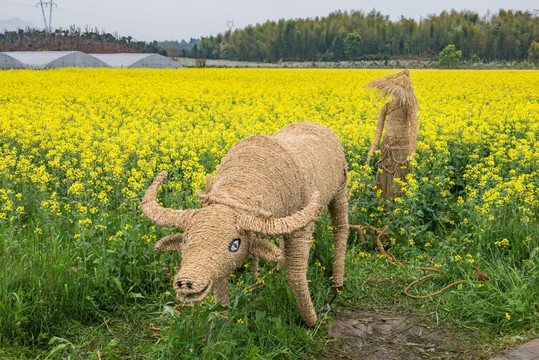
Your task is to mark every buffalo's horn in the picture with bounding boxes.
[140,171,197,230]
[237,192,321,236]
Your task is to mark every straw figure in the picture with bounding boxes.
[366,70,419,200]
[140,122,349,327]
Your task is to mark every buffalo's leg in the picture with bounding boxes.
[328,182,349,288]
[283,224,317,327]
[213,275,230,306]
[252,256,259,281]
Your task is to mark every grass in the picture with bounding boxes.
[1,205,536,359]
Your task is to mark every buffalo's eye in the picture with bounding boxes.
[229,238,241,253]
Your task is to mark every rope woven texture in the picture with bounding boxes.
[141,122,349,327]
[367,70,419,200]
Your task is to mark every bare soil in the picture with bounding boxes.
[326,308,490,360]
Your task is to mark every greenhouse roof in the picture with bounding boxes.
[92,53,182,68]
[0,52,25,69]
[2,51,109,69]
[1,51,182,70]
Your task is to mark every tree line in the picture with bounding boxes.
[197,9,538,62]
[0,26,162,54]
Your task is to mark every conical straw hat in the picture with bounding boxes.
[367,70,418,111]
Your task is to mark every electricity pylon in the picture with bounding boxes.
[36,0,57,32]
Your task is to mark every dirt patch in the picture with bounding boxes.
[327,308,487,360]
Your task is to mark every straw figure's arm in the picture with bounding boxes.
[408,108,419,159]
[367,103,388,163]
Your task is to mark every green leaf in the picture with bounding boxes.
[113,277,124,295]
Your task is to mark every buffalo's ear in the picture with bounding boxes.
[249,236,283,263]
[154,233,184,252]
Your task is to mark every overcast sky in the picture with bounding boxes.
[1,0,537,42]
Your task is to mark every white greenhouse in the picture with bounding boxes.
[92,53,182,68]
[0,52,25,69]
[2,51,109,69]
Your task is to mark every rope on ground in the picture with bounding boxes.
[404,265,490,299]
[349,224,490,299]
[349,224,404,266]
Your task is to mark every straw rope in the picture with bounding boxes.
[236,192,321,236]
[349,224,490,298]
[377,136,409,174]
[284,223,318,326]
[140,171,198,230]
[328,183,349,287]
[367,69,419,111]
[141,122,349,327]
[196,191,272,218]
[375,136,410,199]
[350,224,402,265]
[366,70,419,200]
[171,204,238,304]
[153,233,184,252]
[403,265,490,299]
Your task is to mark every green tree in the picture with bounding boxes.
[344,32,362,59]
[527,41,539,65]
[187,9,537,63]
[439,44,462,67]
[331,34,345,61]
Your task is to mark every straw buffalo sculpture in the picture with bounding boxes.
[140,122,348,326]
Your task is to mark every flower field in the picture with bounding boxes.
[0,68,538,358]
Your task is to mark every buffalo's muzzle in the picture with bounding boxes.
[175,280,193,289]
[174,279,213,303]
